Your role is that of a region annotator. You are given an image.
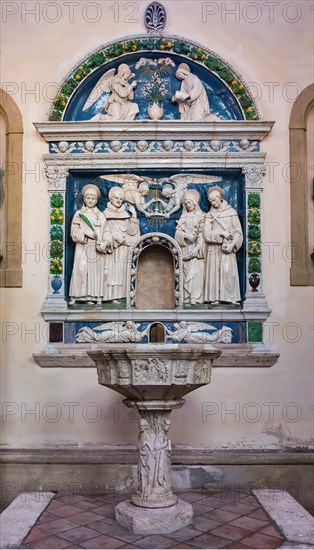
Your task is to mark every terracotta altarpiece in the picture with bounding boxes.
[34,32,278,369]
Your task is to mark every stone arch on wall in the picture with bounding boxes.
[289,83,314,286]
[0,89,23,287]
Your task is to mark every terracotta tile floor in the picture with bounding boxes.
[22,490,286,549]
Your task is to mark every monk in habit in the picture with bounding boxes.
[203,187,243,304]
[103,187,140,303]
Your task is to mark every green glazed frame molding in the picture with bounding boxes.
[49,35,260,122]
[50,193,64,277]
[247,192,262,275]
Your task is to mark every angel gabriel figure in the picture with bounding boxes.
[82,63,139,121]
[99,174,222,219]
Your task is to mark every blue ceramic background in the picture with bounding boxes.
[64,321,246,344]
[65,168,246,300]
[64,52,244,121]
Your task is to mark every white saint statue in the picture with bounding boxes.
[103,187,141,303]
[138,418,155,499]
[172,63,220,122]
[203,186,243,304]
[153,419,172,493]
[69,184,112,305]
[174,189,205,305]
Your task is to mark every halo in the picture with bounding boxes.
[82,184,100,199]
[207,186,224,199]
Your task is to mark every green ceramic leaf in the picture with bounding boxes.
[248,193,261,208]
[79,213,95,233]
[50,240,63,258]
[248,258,261,273]
[50,193,64,208]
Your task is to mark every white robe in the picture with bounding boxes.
[91,76,139,122]
[177,73,219,122]
[103,203,140,301]
[203,201,243,303]
[175,207,205,304]
[69,206,112,302]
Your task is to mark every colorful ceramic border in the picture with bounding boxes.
[49,36,259,122]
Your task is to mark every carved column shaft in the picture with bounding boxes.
[124,399,184,509]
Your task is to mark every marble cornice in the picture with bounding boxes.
[35,121,275,142]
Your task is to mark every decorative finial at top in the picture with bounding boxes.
[145,2,166,35]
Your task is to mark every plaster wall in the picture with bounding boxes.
[0,1,313,455]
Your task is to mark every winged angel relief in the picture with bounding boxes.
[99,173,222,219]
[165,322,232,344]
[81,58,174,121]
[80,58,221,121]
[82,63,139,121]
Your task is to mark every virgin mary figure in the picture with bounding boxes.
[174,189,205,305]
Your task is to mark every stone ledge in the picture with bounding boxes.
[41,306,271,322]
[1,456,313,512]
[253,490,314,546]
[1,447,313,465]
[0,492,55,549]
[33,343,279,369]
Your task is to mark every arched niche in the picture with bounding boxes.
[289,83,314,286]
[149,323,166,344]
[0,88,23,287]
[128,233,183,309]
[49,36,259,122]
[136,245,175,310]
